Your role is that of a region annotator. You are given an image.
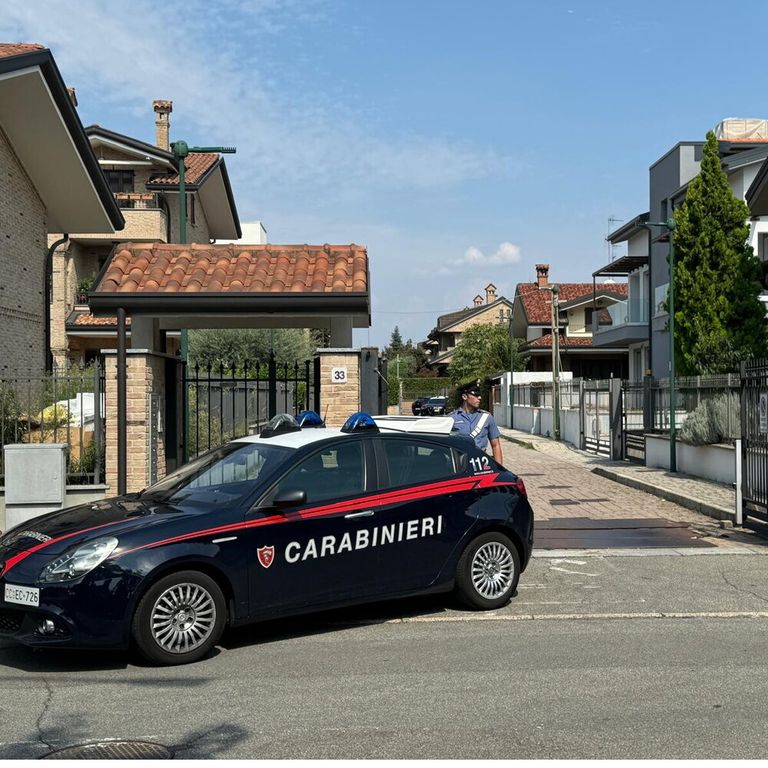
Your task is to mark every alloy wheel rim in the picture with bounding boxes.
[150,583,216,654]
[471,541,515,599]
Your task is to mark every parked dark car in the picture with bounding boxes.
[0,412,533,666]
[421,396,449,416]
[411,397,429,415]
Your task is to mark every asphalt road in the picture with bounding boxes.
[2,550,768,759]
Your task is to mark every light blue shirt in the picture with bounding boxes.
[451,408,501,450]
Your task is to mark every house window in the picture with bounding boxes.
[187,194,196,225]
[104,170,134,196]
[584,308,594,331]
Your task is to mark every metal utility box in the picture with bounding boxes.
[4,443,68,529]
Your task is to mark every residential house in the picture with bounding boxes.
[48,100,242,368]
[512,264,629,379]
[595,119,768,379]
[593,213,651,382]
[423,283,512,374]
[0,44,124,374]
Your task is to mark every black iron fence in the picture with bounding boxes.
[185,356,317,458]
[741,358,768,524]
[0,362,105,486]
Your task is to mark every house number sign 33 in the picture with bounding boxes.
[331,367,348,384]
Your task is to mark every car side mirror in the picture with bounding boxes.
[273,488,306,510]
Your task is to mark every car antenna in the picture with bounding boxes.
[323,404,329,424]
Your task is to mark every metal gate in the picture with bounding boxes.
[741,358,768,525]
[184,354,318,459]
[581,380,611,455]
[621,380,646,463]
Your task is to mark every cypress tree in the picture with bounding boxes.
[672,131,768,374]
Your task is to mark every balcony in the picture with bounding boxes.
[68,193,169,244]
[592,298,649,347]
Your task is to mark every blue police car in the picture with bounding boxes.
[0,412,534,666]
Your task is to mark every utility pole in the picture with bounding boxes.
[551,284,561,441]
[396,354,402,415]
[171,140,236,463]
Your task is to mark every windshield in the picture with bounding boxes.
[426,398,446,404]
[140,442,292,507]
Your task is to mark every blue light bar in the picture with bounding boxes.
[297,410,324,428]
[260,413,301,438]
[341,412,379,434]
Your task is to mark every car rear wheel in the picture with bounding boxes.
[132,570,226,666]
[455,532,520,610]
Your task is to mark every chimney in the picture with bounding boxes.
[66,87,78,107]
[153,100,173,151]
[485,283,497,304]
[536,264,550,288]
[473,295,483,307]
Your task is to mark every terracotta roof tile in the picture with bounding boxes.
[71,313,131,327]
[516,282,628,324]
[0,43,45,59]
[95,242,368,295]
[150,153,219,185]
[523,332,594,350]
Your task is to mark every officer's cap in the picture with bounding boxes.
[460,383,482,397]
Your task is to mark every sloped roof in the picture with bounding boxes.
[516,283,627,324]
[0,43,45,58]
[0,43,124,232]
[437,296,512,331]
[149,153,220,186]
[95,242,368,294]
[522,332,594,350]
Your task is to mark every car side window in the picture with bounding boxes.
[382,439,455,488]
[271,442,366,504]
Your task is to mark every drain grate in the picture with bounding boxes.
[42,740,173,760]
[549,499,580,506]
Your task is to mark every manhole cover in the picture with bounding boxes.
[42,740,173,760]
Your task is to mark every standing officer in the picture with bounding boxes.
[451,382,503,464]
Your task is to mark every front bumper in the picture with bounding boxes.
[0,557,141,650]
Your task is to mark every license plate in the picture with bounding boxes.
[4,583,40,607]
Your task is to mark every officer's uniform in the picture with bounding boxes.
[451,407,501,454]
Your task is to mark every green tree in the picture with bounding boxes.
[447,323,527,385]
[188,328,316,368]
[388,325,404,353]
[673,131,768,374]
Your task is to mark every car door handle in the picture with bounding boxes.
[345,510,374,519]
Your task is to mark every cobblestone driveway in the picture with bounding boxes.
[499,439,707,524]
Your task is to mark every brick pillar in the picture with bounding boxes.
[315,348,361,427]
[104,350,171,493]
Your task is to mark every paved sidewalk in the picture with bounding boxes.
[498,427,736,523]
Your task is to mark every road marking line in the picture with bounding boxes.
[379,610,768,624]
[549,566,600,576]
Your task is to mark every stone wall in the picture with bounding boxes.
[316,349,361,426]
[0,125,48,375]
[104,350,169,493]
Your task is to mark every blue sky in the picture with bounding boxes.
[5,0,768,347]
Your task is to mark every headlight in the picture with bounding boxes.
[39,537,118,583]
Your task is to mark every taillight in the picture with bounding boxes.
[514,477,527,496]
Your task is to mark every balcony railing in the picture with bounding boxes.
[113,192,162,210]
[605,298,648,326]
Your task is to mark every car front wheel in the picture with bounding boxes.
[132,570,226,665]
[455,532,520,610]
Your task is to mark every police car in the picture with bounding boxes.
[0,411,534,666]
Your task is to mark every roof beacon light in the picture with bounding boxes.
[297,410,324,428]
[260,413,301,438]
[341,412,379,434]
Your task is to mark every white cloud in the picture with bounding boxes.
[449,241,522,270]
[2,0,512,204]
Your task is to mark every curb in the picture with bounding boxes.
[499,433,536,450]
[591,465,735,524]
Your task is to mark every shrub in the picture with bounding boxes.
[679,394,740,445]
